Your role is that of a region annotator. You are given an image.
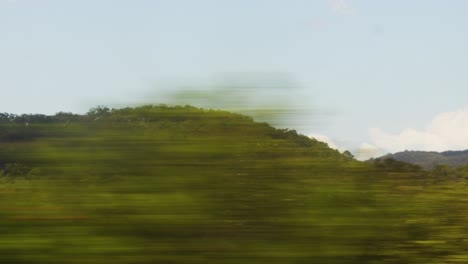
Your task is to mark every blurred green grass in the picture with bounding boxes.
[0,105,468,263]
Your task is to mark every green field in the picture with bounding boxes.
[1,105,468,263]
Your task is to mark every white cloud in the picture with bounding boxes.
[328,0,356,16]
[309,133,344,151]
[355,142,382,161]
[369,108,468,154]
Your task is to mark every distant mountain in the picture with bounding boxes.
[374,150,468,169]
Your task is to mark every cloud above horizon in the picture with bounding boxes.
[355,142,380,161]
[328,0,356,16]
[369,108,468,154]
[309,133,344,152]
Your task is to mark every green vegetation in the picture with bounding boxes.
[376,149,468,170]
[1,105,468,263]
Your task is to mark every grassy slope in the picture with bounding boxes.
[0,105,467,263]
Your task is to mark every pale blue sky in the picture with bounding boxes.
[2,0,468,156]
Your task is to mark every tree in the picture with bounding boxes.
[86,106,112,119]
[342,150,355,160]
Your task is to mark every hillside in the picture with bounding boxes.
[375,150,468,169]
[0,105,351,171]
[0,105,369,263]
[1,105,468,264]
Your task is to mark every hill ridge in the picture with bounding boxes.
[374,149,468,169]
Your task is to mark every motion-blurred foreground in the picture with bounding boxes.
[1,105,468,263]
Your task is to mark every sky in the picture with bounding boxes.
[2,0,468,158]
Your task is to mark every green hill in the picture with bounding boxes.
[0,105,468,264]
[0,105,350,173]
[376,150,468,170]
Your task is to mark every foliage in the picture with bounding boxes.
[0,105,467,263]
[378,149,468,170]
